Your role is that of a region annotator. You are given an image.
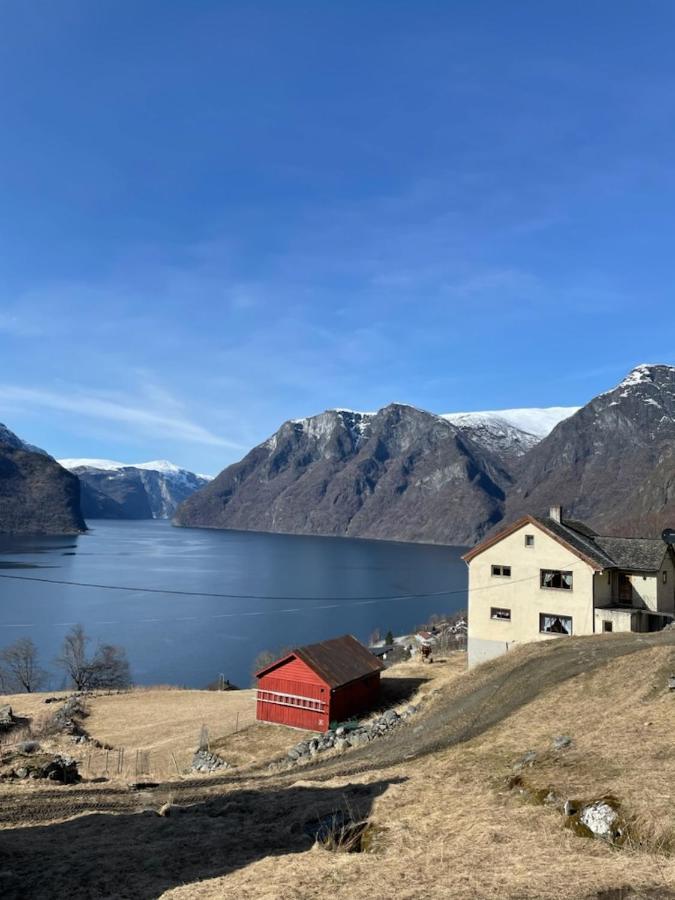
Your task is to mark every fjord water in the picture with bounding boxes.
[0,520,467,688]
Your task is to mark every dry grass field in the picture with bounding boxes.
[0,634,674,899]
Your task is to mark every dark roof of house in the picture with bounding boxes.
[464,513,671,573]
[532,516,616,569]
[593,536,669,572]
[256,634,384,688]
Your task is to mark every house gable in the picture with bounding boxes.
[463,516,605,571]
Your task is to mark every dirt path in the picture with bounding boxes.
[1,631,673,828]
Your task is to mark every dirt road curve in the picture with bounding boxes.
[1,631,673,827]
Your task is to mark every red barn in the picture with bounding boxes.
[255,634,384,732]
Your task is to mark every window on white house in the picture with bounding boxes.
[491,607,511,621]
[540,569,573,590]
[524,534,535,547]
[603,621,613,632]
[491,565,511,577]
[539,613,573,635]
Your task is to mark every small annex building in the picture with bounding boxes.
[255,634,384,732]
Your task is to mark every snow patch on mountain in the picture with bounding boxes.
[59,458,212,480]
[443,406,579,439]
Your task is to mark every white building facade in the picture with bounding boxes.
[464,506,675,668]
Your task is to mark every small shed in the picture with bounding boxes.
[255,634,384,732]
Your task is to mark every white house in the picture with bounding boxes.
[463,505,675,668]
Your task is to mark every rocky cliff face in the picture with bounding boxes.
[59,459,211,520]
[505,364,675,535]
[175,404,513,545]
[176,365,675,545]
[0,424,85,534]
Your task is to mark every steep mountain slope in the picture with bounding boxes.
[0,424,85,534]
[0,423,48,456]
[59,459,211,519]
[175,404,513,545]
[505,364,675,535]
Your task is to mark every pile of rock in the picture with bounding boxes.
[9,754,80,784]
[283,705,418,767]
[49,694,88,740]
[191,749,229,773]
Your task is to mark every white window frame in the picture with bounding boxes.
[539,613,573,635]
[540,569,573,591]
[490,607,511,621]
[491,565,512,577]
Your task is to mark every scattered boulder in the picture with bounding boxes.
[0,705,14,731]
[513,751,538,772]
[552,735,573,751]
[16,741,40,754]
[191,749,229,774]
[576,800,626,843]
[8,754,80,784]
[41,755,80,783]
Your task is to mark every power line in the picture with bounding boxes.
[0,571,453,602]
[0,557,589,630]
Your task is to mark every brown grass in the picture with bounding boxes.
[1,645,674,899]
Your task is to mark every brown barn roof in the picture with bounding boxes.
[256,634,384,688]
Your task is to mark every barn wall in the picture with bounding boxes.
[330,673,381,723]
[256,655,330,731]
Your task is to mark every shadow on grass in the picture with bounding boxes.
[0,776,405,899]
[375,676,430,709]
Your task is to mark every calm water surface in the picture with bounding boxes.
[0,521,467,688]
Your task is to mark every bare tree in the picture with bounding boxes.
[250,646,292,686]
[58,624,91,690]
[58,625,132,691]
[0,638,47,693]
[89,644,131,689]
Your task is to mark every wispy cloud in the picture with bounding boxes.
[0,384,241,449]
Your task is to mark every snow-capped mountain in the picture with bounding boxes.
[175,404,511,545]
[442,406,578,458]
[505,363,675,535]
[59,459,212,520]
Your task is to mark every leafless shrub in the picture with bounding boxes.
[0,637,47,692]
[250,646,292,685]
[57,625,131,691]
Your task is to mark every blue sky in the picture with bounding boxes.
[2,1,675,474]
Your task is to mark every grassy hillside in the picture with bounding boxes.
[0,633,674,899]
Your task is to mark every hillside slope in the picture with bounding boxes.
[505,363,675,535]
[1,632,673,900]
[175,404,513,545]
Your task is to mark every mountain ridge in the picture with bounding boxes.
[0,423,85,534]
[59,459,211,520]
[175,364,675,544]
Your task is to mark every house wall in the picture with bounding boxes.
[593,570,613,606]
[467,521,597,668]
[594,607,636,633]
[657,550,675,614]
[626,573,657,610]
